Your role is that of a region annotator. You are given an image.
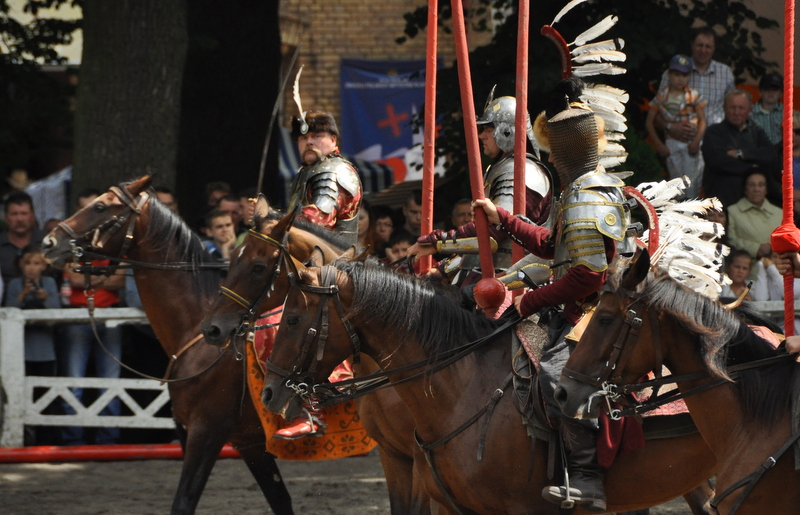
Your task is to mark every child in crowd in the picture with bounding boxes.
[646,54,708,198]
[6,244,61,373]
[384,231,415,265]
[721,249,779,303]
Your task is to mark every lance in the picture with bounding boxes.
[513,0,530,269]
[450,0,495,278]
[419,0,439,273]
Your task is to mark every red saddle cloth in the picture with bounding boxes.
[246,308,377,460]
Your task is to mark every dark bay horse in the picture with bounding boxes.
[201,204,436,514]
[41,176,293,515]
[263,258,717,514]
[556,250,800,514]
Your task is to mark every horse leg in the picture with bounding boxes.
[237,443,294,515]
[374,446,430,515]
[682,479,714,515]
[174,421,188,452]
[170,423,228,515]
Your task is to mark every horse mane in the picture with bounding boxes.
[333,260,504,359]
[614,268,794,426]
[260,208,352,253]
[144,194,221,299]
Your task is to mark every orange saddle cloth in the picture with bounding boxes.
[246,308,377,460]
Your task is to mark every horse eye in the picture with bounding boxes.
[599,315,613,326]
[286,316,299,326]
[93,203,107,213]
[251,264,266,274]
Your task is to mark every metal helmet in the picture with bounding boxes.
[477,95,535,154]
[548,104,600,185]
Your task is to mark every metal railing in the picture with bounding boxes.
[0,307,172,447]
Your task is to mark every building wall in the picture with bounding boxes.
[278,0,492,126]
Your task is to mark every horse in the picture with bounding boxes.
[201,203,437,514]
[261,257,718,514]
[555,250,800,514]
[41,176,293,515]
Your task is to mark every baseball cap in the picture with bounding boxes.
[759,72,783,90]
[668,55,692,74]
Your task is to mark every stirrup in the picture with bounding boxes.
[273,407,327,440]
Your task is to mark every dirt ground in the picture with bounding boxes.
[0,448,693,515]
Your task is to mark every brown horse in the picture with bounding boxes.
[262,257,717,514]
[201,203,436,514]
[556,250,800,514]
[41,176,293,515]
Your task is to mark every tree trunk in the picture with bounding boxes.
[73,0,188,211]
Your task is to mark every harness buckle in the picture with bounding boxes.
[626,309,642,329]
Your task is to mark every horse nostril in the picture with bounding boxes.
[554,385,568,405]
[204,325,221,341]
[262,388,273,404]
[42,236,54,250]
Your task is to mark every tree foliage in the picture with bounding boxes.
[398,0,778,193]
[0,0,81,178]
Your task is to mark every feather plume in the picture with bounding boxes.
[604,132,626,142]
[552,0,589,25]
[599,155,627,169]
[601,142,627,156]
[582,83,630,104]
[571,38,625,57]
[292,65,307,134]
[573,50,626,64]
[572,62,626,77]
[572,15,619,46]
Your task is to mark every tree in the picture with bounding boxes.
[0,0,81,180]
[398,0,778,193]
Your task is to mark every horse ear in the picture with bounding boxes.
[271,207,299,239]
[621,248,651,290]
[337,245,365,262]
[308,246,326,267]
[128,175,154,195]
[250,194,270,225]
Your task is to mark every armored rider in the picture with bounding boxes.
[286,110,362,246]
[410,93,553,286]
[274,110,363,440]
[476,81,630,512]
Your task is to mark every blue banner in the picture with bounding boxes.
[340,59,428,165]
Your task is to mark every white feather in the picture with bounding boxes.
[583,83,630,104]
[552,0,589,25]
[292,65,305,117]
[604,132,626,142]
[601,142,627,156]
[572,15,619,46]
[580,94,626,114]
[572,62,627,77]
[573,50,626,64]
[572,38,625,57]
[599,155,627,169]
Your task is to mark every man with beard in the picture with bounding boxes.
[273,110,363,440]
[286,111,362,245]
[0,191,46,304]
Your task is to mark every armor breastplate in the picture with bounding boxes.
[287,154,362,246]
[552,168,628,279]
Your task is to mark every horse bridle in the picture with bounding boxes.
[264,264,362,403]
[58,185,149,264]
[218,228,292,337]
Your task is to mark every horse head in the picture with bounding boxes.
[42,175,154,267]
[260,261,358,420]
[554,249,659,421]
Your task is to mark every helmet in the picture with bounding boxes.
[477,96,534,154]
[291,110,339,141]
[548,104,600,185]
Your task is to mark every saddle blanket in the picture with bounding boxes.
[247,308,377,461]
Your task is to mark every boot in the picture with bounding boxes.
[273,400,327,440]
[542,419,606,512]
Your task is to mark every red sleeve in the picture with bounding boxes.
[495,206,554,258]
[519,265,606,318]
[298,187,363,229]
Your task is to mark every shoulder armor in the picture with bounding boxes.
[318,155,362,197]
[484,153,552,213]
[570,168,626,191]
[560,188,627,242]
[524,155,551,198]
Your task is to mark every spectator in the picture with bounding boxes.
[384,230,415,264]
[659,26,734,131]
[726,171,782,273]
[749,72,784,148]
[371,204,395,258]
[6,244,60,445]
[205,181,232,207]
[59,259,126,445]
[154,187,179,214]
[218,195,245,236]
[646,55,707,198]
[0,191,46,299]
[448,198,474,230]
[357,199,374,253]
[401,190,422,237]
[202,208,236,260]
[721,249,757,301]
[702,90,780,207]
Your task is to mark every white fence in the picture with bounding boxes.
[0,307,173,447]
[0,300,797,448]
